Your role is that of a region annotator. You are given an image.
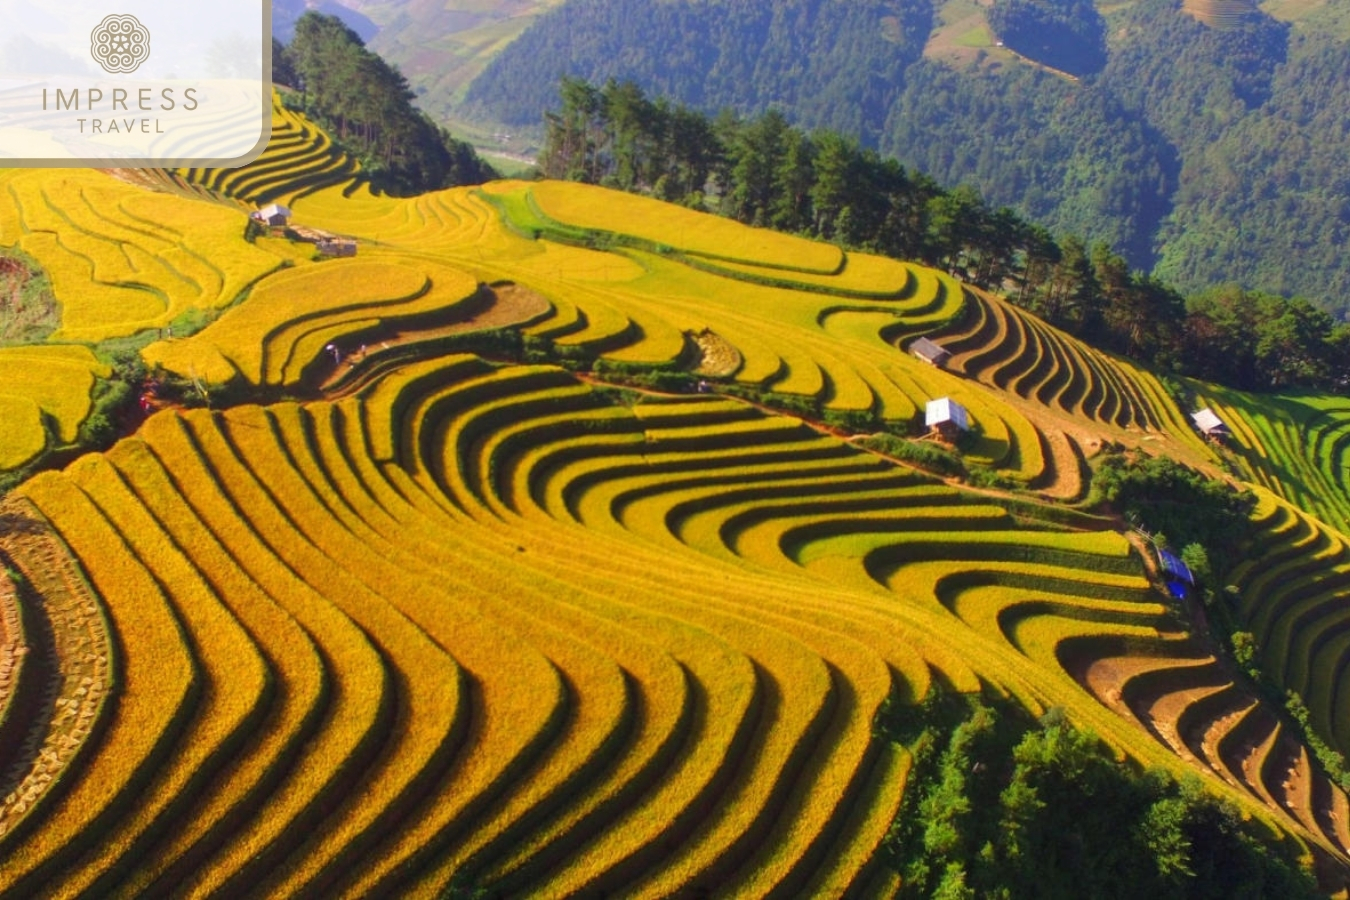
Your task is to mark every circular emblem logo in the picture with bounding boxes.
[90,14,150,74]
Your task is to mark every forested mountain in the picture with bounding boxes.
[462,0,1350,320]
[465,0,932,149]
[271,0,564,122]
[539,76,1350,395]
[272,0,378,43]
[274,13,497,195]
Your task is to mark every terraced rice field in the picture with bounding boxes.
[173,94,360,206]
[0,347,108,470]
[144,257,481,387]
[1227,491,1350,753]
[526,180,846,274]
[274,179,1063,483]
[1183,0,1258,27]
[1183,386,1350,796]
[0,169,285,342]
[927,288,1207,448]
[1193,384,1350,538]
[3,354,1341,894]
[2,114,1350,891]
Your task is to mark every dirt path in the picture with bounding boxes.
[319,282,551,396]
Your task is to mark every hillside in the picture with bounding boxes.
[1,109,1350,894]
[273,0,378,42]
[453,0,1350,319]
[275,0,565,123]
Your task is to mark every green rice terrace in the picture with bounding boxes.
[1,102,1349,896]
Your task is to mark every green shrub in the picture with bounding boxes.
[757,390,820,419]
[1180,543,1213,592]
[858,433,966,478]
[1286,691,1350,792]
[1091,451,1256,565]
[965,465,1019,491]
[1231,632,1258,671]
[822,407,880,434]
[884,696,1321,899]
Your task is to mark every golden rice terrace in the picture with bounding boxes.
[0,102,1348,896]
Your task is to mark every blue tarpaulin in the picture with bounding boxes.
[1165,579,1191,601]
[1158,549,1196,599]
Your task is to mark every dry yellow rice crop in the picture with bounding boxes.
[0,345,108,458]
[0,396,48,470]
[0,170,283,341]
[5,469,196,889]
[127,413,391,897]
[47,448,271,895]
[521,180,844,274]
[144,259,430,385]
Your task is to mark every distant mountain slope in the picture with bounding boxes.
[464,0,931,146]
[285,0,565,121]
[273,0,378,42]
[461,0,1350,319]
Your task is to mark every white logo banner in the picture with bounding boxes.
[0,0,270,166]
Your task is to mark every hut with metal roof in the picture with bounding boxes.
[925,397,970,441]
[909,336,951,368]
[1191,408,1230,441]
[252,203,292,227]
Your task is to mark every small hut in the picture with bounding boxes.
[909,336,951,368]
[926,397,970,441]
[1191,408,1229,441]
[252,203,292,227]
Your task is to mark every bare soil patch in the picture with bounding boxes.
[0,254,58,345]
[440,282,551,336]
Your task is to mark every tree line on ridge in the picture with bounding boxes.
[464,0,1350,322]
[272,13,497,196]
[540,77,1350,395]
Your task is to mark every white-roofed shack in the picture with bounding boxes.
[252,203,292,227]
[926,397,971,441]
[908,336,951,368]
[1191,408,1230,441]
